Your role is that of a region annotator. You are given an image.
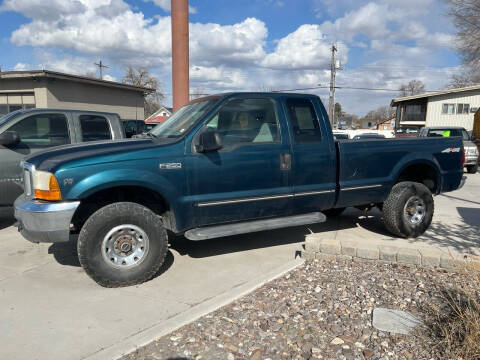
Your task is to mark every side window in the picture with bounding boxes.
[286,98,322,143]
[8,113,70,147]
[205,98,280,149]
[79,115,112,142]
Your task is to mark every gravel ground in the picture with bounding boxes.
[122,257,476,360]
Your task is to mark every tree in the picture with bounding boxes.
[446,0,480,87]
[122,67,165,118]
[334,102,343,121]
[448,0,480,66]
[398,80,426,97]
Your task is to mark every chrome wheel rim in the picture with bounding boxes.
[101,224,149,268]
[403,196,426,225]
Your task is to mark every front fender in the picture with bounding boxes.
[66,168,180,204]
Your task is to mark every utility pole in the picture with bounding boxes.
[94,60,109,80]
[328,44,337,128]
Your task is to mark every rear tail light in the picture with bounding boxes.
[462,149,465,167]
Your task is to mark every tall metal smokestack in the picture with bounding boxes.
[171,0,190,111]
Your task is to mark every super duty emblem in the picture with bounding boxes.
[159,163,182,170]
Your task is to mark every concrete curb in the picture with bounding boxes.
[303,233,480,270]
[84,258,304,360]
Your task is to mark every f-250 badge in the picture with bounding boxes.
[159,163,182,169]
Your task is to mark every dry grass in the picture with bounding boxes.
[424,262,480,360]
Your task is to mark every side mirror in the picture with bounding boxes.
[0,131,20,146]
[196,129,222,153]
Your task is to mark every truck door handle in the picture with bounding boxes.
[280,153,291,171]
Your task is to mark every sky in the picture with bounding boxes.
[0,0,461,116]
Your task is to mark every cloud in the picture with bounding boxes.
[3,0,458,116]
[1,0,86,21]
[13,50,98,75]
[261,24,347,70]
[146,0,197,14]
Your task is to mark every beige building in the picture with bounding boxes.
[0,70,153,120]
[391,85,480,131]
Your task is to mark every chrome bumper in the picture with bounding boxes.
[14,195,80,243]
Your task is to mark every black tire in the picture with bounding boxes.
[323,207,346,217]
[466,164,478,174]
[382,181,434,238]
[77,202,168,287]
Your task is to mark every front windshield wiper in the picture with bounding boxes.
[146,132,158,138]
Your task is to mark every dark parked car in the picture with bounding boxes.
[333,132,350,140]
[15,93,465,287]
[352,133,385,140]
[395,127,420,138]
[418,126,478,173]
[123,120,147,138]
[0,109,125,210]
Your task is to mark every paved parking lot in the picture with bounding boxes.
[0,173,478,360]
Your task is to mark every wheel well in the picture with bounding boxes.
[71,186,175,233]
[396,164,438,193]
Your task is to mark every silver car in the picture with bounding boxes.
[418,126,479,174]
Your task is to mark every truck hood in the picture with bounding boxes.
[25,137,176,172]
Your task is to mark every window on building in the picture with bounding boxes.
[0,105,7,116]
[8,105,23,113]
[442,104,456,114]
[286,98,322,143]
[457,104,470,114]
[79,115,112,142]
[8,113,70,147]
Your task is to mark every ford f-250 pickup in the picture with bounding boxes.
[14,93,466,287]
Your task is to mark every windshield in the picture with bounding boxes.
[150,99,218,138]
[0,111,21,127]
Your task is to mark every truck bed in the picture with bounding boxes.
[335,137,464,208]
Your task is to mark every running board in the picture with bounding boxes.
[184,212,326,241]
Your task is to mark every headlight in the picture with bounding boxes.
[33,170,62,201]
[467,147,478,155]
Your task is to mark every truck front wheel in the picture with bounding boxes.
[382,181,434,238]
[77,202,168,287]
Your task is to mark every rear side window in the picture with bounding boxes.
[79,115,112,142]
[286,98,322,143]
[8,113,70,147]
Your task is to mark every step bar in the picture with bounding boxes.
[184,212,326,241]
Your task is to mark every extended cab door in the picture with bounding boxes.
[187,96,292,226]
[70,113,121,143]
[284,96,337,212]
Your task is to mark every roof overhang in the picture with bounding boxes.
[391,84,480,107]
[0,70,156,94]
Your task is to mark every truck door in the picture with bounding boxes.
[187,97,292,226]
[0,112,72,206]
[284,97,337,213]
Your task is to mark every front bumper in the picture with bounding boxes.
[14,195,80,243]
[465,155,478,166]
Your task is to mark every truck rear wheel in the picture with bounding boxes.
[466,164,478,174]
[77,202,168,287]
[382,181,434,238]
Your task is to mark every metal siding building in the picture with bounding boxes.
[0,70,153,120]
[391,85,480,131]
